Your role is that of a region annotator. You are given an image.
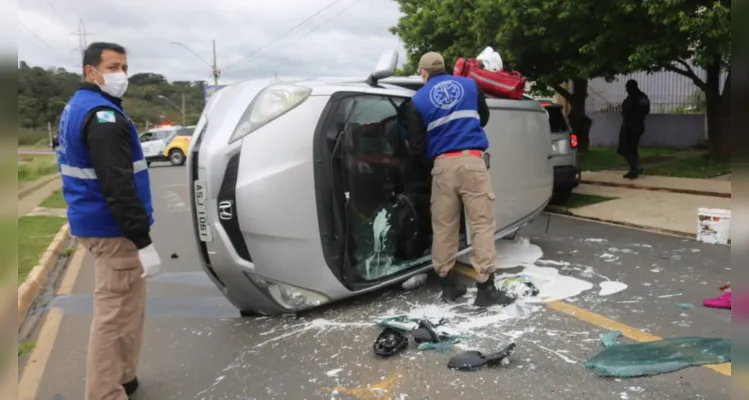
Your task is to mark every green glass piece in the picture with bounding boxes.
[584,337,731,378]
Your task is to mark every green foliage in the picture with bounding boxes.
[390,0,642,93]
[624,0,730,76]
[17,216,67,286]
[394,65,417,76]
[40,189,67,209]
[18,62,208,134]
[17,155,58,183]
[389,0,486,72]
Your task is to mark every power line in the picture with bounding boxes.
[279,0,364,48]
[18,20,67,59]
[44,0,73,31]
[222,0,348,70]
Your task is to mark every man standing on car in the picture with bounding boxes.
[618,79,650,179]
[57,42,161,400]
[405,51,512,307]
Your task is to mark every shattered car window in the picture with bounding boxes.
[339,95,433,281]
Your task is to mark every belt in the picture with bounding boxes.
[435,149,483,160]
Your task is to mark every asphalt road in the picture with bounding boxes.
[21,165,732,400]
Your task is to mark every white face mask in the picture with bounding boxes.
[94,68,129,98]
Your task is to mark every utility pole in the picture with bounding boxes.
[171,40,220,92]
[212,39,220,89]
[71,19,93,80]
[181,93,186,126]
[157,94,185,125]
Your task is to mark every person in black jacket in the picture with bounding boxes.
[57,42,160,400]
[618,79,650,179]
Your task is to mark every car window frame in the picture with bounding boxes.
[544,105,570,133]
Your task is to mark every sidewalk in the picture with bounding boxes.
[562,184,731,238]
[581,171,731,198]
[18,177,62,218]
[18,174,59,199]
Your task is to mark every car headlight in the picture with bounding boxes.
[243,272,330,311]
[228,84,312,144]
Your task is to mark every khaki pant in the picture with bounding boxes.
[79,237,146,400]
[430,151,497,283]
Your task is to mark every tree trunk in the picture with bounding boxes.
[567,78,591,152]
[705,60,730,160]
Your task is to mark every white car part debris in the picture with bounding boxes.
[402,273,428,290]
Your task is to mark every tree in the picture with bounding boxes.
[481,0,656,151]
[390,0,643,151]
[389,0,486,72]
[614,0,731,159]
[17,62,209,145]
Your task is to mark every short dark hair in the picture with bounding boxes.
[625,79,638,89]
[82,42,127,69]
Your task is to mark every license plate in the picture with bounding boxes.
[193,180,212,242]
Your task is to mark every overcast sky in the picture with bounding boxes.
[17,0,408,83]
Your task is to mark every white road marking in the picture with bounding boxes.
[161,190,189,213]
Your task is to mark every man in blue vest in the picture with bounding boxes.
[406,51,512,307]
[58,42,161,400]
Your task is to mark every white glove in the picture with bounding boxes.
[138,244,162,278]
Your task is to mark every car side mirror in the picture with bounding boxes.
[366,50,399,86]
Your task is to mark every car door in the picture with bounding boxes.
[152,130,173,156]
[139,131,161,158]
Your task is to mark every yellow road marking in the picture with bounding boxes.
[547,300,662,342]
[58,244,85,295]
[18,245,87,399]
[322,374,401,400]
[454,264,731,377]
[17,308,64,400]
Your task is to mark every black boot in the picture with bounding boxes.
[474,274,514,307]
[440,270,467,302]
[122,377,139,397]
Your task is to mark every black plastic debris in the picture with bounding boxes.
[373,327,408,357]
[411,319,441,344]
[447,343,516,372]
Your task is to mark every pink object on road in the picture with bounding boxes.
[703,292,731,309]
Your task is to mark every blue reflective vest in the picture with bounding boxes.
[58,89,154,238]
[411,74,489,160]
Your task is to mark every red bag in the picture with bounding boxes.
[453,57,526,100]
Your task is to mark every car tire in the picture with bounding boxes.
[168,149,186,166]
[239,310,260,318]
[146,161,151,167]
[551,187,573,205]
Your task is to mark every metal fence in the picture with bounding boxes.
[585,68,727,115]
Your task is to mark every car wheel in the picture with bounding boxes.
[239,310,260,318]
[146,161,151,167]
[551,187,574,205]
[168,149,186,166]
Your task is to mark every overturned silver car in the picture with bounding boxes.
[187,51,553,316]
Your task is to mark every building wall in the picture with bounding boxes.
[589,113,705,148]
[582,67,726,148]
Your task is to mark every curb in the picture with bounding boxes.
[580,180,731,199]
[544,207,693,238]
[17,223,71,330]
[18,175,60,199]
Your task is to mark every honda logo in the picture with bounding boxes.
[218,201,233,220]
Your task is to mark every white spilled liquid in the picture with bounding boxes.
[599,281,629,296]
[459,237,597,303]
